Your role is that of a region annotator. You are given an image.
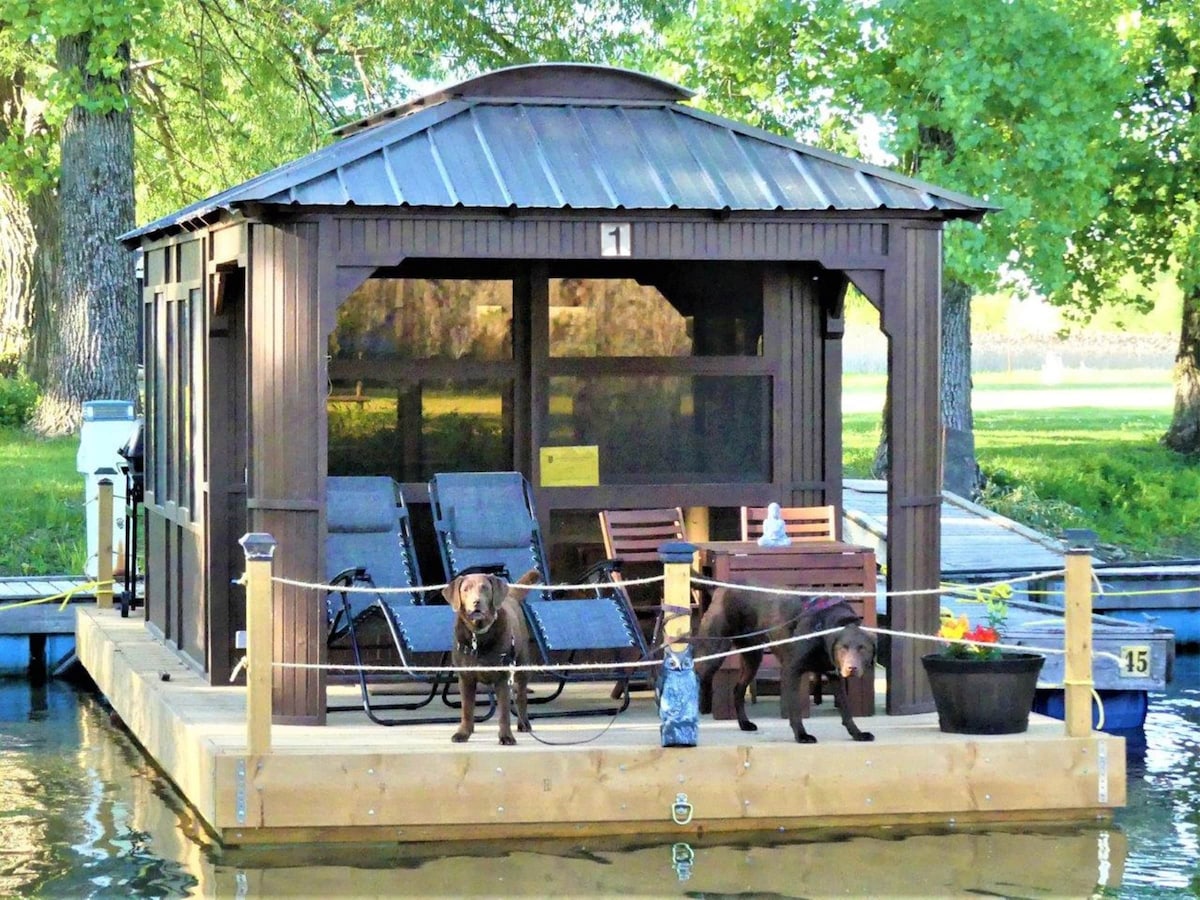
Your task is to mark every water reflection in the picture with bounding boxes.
[213,826,1125,897]
[0,654,1196,899]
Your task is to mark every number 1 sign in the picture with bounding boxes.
[600,223,632,257]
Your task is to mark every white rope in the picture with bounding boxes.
[692,566,1066,601]
[864,624,1124,665]
[272,573,668,595]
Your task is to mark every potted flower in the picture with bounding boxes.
[921,586,1045,734]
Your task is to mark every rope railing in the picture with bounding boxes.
[271,572,669,595]
[230,531,1113,753]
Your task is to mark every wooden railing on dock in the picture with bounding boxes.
[236,531,1100,752]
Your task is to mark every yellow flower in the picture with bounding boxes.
[938,611,969,641]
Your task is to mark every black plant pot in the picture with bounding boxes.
[921,652,1046,735]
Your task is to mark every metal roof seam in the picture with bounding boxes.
[664,108,727,208]
[424,129,460,207]
[721,118,785,209]
[787,154,834,210]
[516,103,566,208]
[467,105,514,207]
[615,105,675,208]
[851,169,886,210]
[566,106,620,208]
[379,145,406,205]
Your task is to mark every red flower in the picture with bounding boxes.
[965,624,999,645]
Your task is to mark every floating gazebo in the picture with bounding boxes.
[120,63,995,723]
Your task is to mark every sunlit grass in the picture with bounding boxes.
[845,405,1198,560]
[0,428,85,576]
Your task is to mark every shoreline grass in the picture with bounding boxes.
[0,427,86,575]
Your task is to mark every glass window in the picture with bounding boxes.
[159,298,172,502]
[548,277,762,357]
[544,375,770,483]
[330,279,512,361]
[328,378,513,482]
[145,294,158,498]
[190,287,205,520]
[178,297,191,512]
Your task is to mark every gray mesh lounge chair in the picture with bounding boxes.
[325,476,493,726]
[428,471,651,715]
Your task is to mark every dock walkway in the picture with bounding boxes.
[843,478,1070,576]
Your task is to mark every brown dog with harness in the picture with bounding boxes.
[695,588,876,743]
[444,571,533,745]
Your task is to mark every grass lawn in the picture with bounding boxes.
[0,427,86,576]
[844,404,1199,560]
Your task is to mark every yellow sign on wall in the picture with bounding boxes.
[540,446,600,487]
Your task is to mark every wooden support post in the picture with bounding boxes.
[1063,541,1095,737]
[240,532,277,756]
[96,477,114,610]
[658,541,699,747]
[683,507,710,543]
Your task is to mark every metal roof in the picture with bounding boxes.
[123,64,995,244]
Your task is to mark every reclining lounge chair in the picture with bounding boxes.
[325,475,493,726]
[428,471,652,715]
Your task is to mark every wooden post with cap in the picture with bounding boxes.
[240,532,277,756]
[96,475,115,610]
[1063,529,1096,737]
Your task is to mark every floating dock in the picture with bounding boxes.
[1032,563,1200,647]
[0,576,94,677]
[843,478,1177,731]
[77,606,1124,847]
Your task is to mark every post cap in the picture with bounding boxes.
[1061,528,1098,552]
[239,532,277,561]
[658,541,697,563]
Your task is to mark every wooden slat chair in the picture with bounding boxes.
[598,507,691,649]
[740,505,838,543]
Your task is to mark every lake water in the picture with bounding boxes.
[1,654,1196,899]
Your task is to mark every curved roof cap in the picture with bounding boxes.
[122,63,998,245]
[333,64,695,137]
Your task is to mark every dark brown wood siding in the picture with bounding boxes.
[881,224,943,715]
[331,213,895,267]
[140,234,209,671]
[248,222,325,724]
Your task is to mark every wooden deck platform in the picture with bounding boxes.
[843,479,1071,576]
[77,606,1125,847]
[0,576,95,635]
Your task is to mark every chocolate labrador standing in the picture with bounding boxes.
[695,588,876,743]
[444,571,533,745]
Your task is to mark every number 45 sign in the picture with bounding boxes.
[600,223,632,257]
[1119,645,1151,677]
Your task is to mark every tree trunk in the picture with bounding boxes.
[873,279,981,497]
[939,279,980,498]
[0,176,34,373]
[23,186,59,388]
[1163,283,1200,454]
[31,32,137,436]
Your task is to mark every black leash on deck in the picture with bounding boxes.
[522,640,666,747]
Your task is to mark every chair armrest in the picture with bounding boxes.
[577,557,624,584]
